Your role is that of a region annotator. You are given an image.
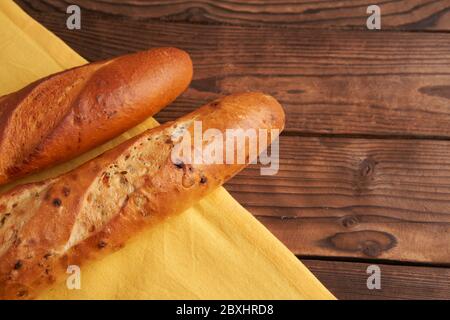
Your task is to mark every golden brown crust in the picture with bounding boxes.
[0,92,285,299]
[0,47,193,185]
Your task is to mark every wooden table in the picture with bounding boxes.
[14,0,450,299]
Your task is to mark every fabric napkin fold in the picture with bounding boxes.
[0,0,334,299]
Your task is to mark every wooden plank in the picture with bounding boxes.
[8,6,450,264]
[12,1,450,298]
[302,259,450,300]
[226,136,450,264]
[13,11,450,138]
[14,0,450,31]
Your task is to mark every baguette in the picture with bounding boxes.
[0,47,193,185]
[0,92,285,300]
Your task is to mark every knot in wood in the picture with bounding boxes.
[359,157,376,177]
[341,215,359,228]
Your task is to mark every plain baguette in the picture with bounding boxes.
[0,47,193,185]
[0,92,285,300]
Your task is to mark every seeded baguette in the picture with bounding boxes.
[0,47,193,185]
[0,92,285,300]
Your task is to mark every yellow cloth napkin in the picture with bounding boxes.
[0,1,334,299]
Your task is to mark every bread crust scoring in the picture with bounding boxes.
[0,92,285,299]
[0,47,193,185]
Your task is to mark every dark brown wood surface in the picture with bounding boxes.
[234,137,450,264]
[15,0,450,31]
[13,0,450,299]
[303,259,450,300]
[14,9,450,138]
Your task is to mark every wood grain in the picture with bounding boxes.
[14,0,450,31]
[227,136,450,264]
[10,1,450,298]
[303,259,450,300]
[8,5,450,264]
[12,10,450,138]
